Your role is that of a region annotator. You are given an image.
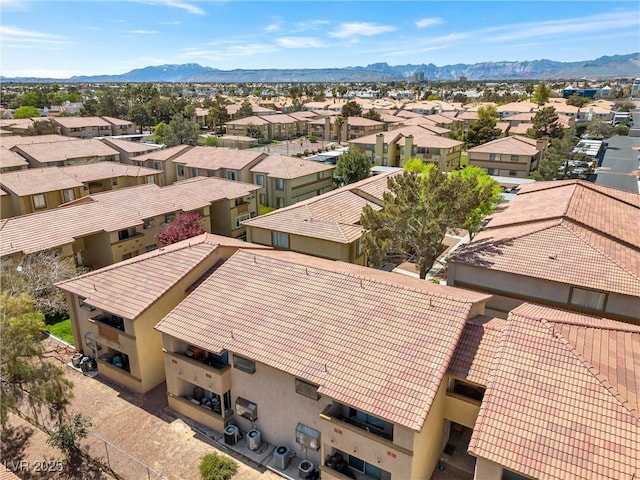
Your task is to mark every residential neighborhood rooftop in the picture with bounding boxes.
[174,146,267,171]
[249,153,334,179]
[11,138,120,163]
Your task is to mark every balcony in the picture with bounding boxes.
[89,315,135,350]
[321,404,392,441]
[165,350,232,394]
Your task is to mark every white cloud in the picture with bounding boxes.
[416,17,443,28]
[127,29,159,34]
[265,22,282,32]
[161,20,182,25]
[328,22,395,39]
[0,25,70,45]
[291,19,330,33]
[136,0,205,15]
[276,37,323,49]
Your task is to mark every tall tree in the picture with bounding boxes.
[157,212,206,246]
[465,105,501,149]
[206,96,230,133]
[529,128,579,181]
[334,149,371,187]
[12,106,40,119]
[236,100,254,119]
[153,121,179,146]
[169,113,200,145]
[527,106,564,139]
[0,293,73,430]
[361,161,499,279]
[334,115,345,143]
[532,82,551,106]
[362,109,381,121]
[341,100,362,118]
[24,119,60,136]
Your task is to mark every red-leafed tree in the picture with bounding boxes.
[157,211,206,246]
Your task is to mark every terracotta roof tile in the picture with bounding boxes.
[0,147,29,169]
[469,304,640,480]
[155,249,483,430]
[132,144,192,162]
[467,135,540,155]
[53,116,111,128]
[12,139,120,164]
[101,138,160,154]
[250,154,334,179]
[57,233,269,319]
[174,146,266,171]
[1,134,74,148]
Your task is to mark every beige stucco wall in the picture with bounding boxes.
[474,457,504,480]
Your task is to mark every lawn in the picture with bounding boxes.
[47,319,74,346]
[460,153,468,167]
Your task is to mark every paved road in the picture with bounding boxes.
[594,135,640,193]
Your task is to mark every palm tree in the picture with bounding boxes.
[334,115,344,144]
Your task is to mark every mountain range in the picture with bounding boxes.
[3,53,639,83]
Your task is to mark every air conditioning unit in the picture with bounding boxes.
[224,425,239,446]
[247,429,262,451]
[273,445,290,469]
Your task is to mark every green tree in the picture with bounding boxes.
[200,136,218,147]
[524,84,535,100]
[566,93,584,107]
[362,109,381,121]
[334,149,372,187]
[245,124,262,139]
[613,100,636,112]
[334,115,345,143]
[169,113,200,146]
[529,129,579,181]
[24,119,60,136]
[337,85,348,99]
[199,452,238,480]
[341,100,362,118]
[361,161,499,279]
[527,106,564,139]
[532,82,551,106]
[0,293,73,430]
[13,106,40,119]
[207,96,230,133]
[465,105,501,149]
[236,100,254,119]
[585,120,615,139]
[153,121,179,146]
[47,412,93,458]
[127,103,153,134]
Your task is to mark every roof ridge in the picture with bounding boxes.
[561,220,640,284]
[541,318,639,420]
[457,219,563,254]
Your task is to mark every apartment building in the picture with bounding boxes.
[466,135,544,178]
[0,177,260,268]
[0,162,164,217]
[0,148,29,173]
[225,116,270,141]
[349,126,463,171]
[172,147,268,183]
[127,144,193,186]
[102,116,136,135]
[155,249,491,480]
[249,154,335,208]
[57,234,270,394]
[11,138,120,167]
[53,116,114,138]
[242,172,396,265]
[447,180,640,324]
[100,138,161,162]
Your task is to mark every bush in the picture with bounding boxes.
[199,452,238,480]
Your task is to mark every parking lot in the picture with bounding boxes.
[594,135,640,193]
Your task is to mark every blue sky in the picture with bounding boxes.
[1,0,638,78]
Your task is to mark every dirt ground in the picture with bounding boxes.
[2,337,280,480]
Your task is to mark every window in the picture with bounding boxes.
[486,168,498,175]
[275,178,285,190]
[570,288,606,310]
[259,193,266,205]
[146,175,155,184]
[296,423,321,450]
[192,168,199,177]
[510,155,519,162]
[63,189,75,203]
[177,164,185,177]
[317,171,324,180]
[272,231,289,248]
[382,157,388,166]
[153,161,162,171]
[348,455,384,480]
[276,197,285,208]
[255,174,265,186]
[112,178,118,186]
[235,213,251,228]
[235,397,257,421]
[355,239,363,257]
[449,378,485,402]
[295,378,320,400]
[164,213,175,223]
[143,218,155,229]
[145,244,157,252]
[489,153,500,161]
[117,229,130,241]
[121,253,132,261]
[33,194,46,210]
[317,189,322,196]
[233,354,255,374]
[227,170,237,181]
[508,170,517,176]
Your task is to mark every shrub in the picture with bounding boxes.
[199,452,238,480]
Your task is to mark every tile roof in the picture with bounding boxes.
[226,115,270,126]
[1,134,75,147]
[155,249,486,430]
[349,125,462,148]
[12,139,120,163]
[174,146,267,171]
[57,233,269,319]
[132,144,192,162]
[53,116,111,128]
[101,138,161,154]
[263,114,298,124]
[469,304,639,480]
[0,163,162,196]
[250,154,334,179]
[242,173,396,243]
[0,147,29,169]
[101,116,133,126]
[467,135,540,155]
[448,316,505,385]
[0,177,260,257]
